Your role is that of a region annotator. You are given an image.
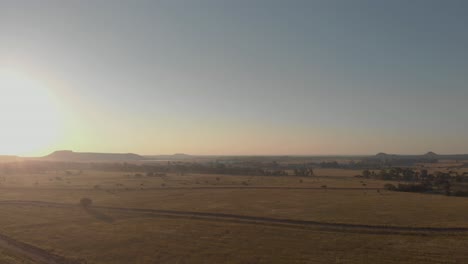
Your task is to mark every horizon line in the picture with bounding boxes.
[2,150,467,158]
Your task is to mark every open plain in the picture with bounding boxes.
[1,163,468,264]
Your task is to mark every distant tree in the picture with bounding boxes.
[443,182,451,196]
[402,168,416,181]
[396,183,430,193]
[320,161,340,168]
[362,170,371,178]
[419,169,428,182]
[454,191,468,197]
[294,167,314,177]
[379,169,391,180]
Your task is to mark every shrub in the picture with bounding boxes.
[396,183,430,193]
[384,183,397,191]
[80,197,93,208]
[454,191,468,197]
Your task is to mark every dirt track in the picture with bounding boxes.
[1,198,467,263]
[0,231,83,264]
[1,186,381,191]
[138,186,383,191]
[1,200,467,235]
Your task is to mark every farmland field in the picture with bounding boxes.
[1,166,468,263]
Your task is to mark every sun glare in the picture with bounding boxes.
[0,69,62,156]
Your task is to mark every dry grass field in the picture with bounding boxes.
[0,247,37,264]
[1,167,468,263]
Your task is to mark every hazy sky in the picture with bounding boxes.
[1,0,468,156]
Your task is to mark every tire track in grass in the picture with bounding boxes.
[0,231,84,264]
[1,186,382,191]
[1,200,467,235]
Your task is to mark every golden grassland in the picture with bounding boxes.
[1,205,468,264]
[2,186,468,227]
[1,167,468,263]
[0,168,386,189]
[0,247,37,264]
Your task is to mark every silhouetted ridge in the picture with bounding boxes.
[142,153,193,160]
[368,151,452,161]
[375,152,389,158]
[423,151,439,158]
[43,150,143,162]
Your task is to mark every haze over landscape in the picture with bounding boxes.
[1,0,468,156]
[3,2,468,264]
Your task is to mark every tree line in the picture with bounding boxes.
[360,168,468,196]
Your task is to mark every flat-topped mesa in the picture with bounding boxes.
[368,151,444,162]
[43,150,144,162]
[0,155,19,162]
[423,151,439,158]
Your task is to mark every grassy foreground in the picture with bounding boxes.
[0,169,468,263]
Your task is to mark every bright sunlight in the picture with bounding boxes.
[0,69,62,156]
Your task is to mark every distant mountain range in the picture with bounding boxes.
[1,150,468,163]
